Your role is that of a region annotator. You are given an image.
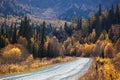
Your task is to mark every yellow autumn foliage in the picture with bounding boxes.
[96,57,120,80]
[3,47,22,60]
[104,43,115,58]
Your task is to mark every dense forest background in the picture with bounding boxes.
[0,4,120,58]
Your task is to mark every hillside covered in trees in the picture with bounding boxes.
[0,2,120,80]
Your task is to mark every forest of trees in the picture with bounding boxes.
[0,4,120,60]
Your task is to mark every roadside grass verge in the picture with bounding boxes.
[0,44,75,75]
[0,56,74,75]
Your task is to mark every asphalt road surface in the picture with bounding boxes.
[0,58,92,80]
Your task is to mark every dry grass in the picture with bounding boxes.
[80,57,120,80]
[0,55,74,75]
[0,44,75,75]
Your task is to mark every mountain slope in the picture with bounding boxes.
[0,0,120,20]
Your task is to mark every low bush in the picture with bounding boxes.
[0,44,29,64]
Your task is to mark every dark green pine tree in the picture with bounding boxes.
[38,21,46,58]
[19,20,24,37]
[101,16,107,31]
[12,24,17,44]
[64,22,68,32]
[64,22,72,36]
[9,23,13,42]
[19,16,32,41]
[107,4,115,31]
[24,16,32,41]
[115,4,120,24]
[5,26,8,38]
[77,18,82,30]
[0,23,4,36]
[0,24,5,48]
[98,4,102,16]
[95,4,102,39]
[88,18,92,33]
[18,16,33,51]
[111,4,115,24]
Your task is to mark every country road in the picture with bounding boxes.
[0,58,92,80]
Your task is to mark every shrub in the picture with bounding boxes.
[82,43,95,57]
[112,53,120,71]
[114,38,120,53]
[104,43,115,58]
[4,38,10,46]
[99,30,108,40]
[96,57,120,80]
[74,41,82,56]
[2,47,22,63]
[93,41,102,57]
[0,44,29,64]
[3,47,22,59]
[87,29,96,43]
[18,36,28,47]
[47,36,61,57]
[92,40,114,58]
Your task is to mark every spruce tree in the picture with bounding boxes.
[9,23,13,42]
[0,24,5,48]
[107,4,115,31]
[19,16,32,41]
[1,23,4,36]
[98,4,102,16]
[77,18,82,30]
[115,4,120,24]
[38,21,46,58]
[12,24,17,44]
[19,20,24,37]
[64,22,72,36]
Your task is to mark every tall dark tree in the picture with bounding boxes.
[107,4,115,31]
[77,18,82,30]
[0,24,5,48]
[19,20,24,37]
[64,22,68,32]
[9,23,13,42]
[38,21,46,58]
[94,4,102,39]
[64,22,73,36]
[0,24,4,36]
[101,16,107,31]
[19,16,32,41]
[98,4,102,16]
[115,4,120,24]
[24,16,32,41]
[12,24,17,44]
[18,16,33,51]
[5,26,8,38]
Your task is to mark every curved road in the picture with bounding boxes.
[0,58,92,80]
